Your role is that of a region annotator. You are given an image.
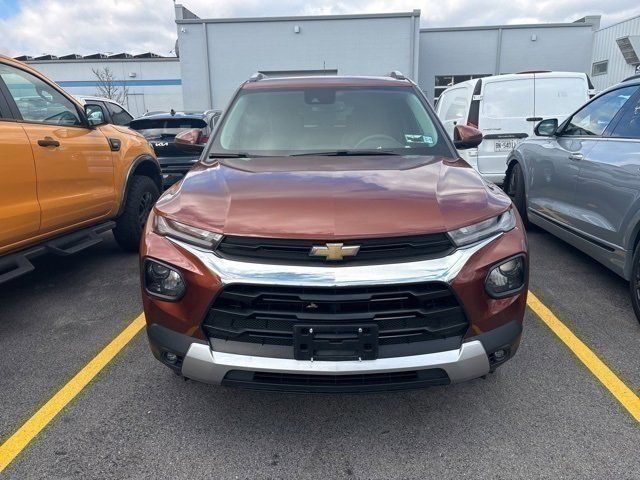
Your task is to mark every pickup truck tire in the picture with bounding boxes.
[113,175,160,252]
[507,163,530,229]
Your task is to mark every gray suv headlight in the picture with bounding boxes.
[448,209,516,247]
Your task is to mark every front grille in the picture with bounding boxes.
[216,234,454,266]
[202,283,468,348]
[222,369,450,393]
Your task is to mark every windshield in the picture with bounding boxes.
[210,86,451,156]
[129,118,207,139]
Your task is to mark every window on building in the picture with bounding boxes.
[434,74,489,102]
[592,60,608,76]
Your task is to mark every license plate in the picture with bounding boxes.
[494,140,518,152]
[293,324,378,361]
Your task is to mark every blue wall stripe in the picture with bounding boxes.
[55,79,182,87]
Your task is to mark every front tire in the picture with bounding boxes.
[629,246,640,325]
[506,162,530,229]
[113,175,159,252]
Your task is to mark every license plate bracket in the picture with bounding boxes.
[293,324,378,361]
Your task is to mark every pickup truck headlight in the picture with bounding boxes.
[448,209,516,247]
[154,215,222,249]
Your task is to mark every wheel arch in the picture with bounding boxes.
[117,155,162,217]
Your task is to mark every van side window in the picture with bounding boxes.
[438,89,467,123]
[563,86,637,137]
[610,91,640,139]
[0,64,81,126]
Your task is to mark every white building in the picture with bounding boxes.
[175,4,420,111]
[21,54,182,117]
[591,15,640,91]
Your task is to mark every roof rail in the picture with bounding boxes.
[248,72,266,83]
[389,71,407,80]
[622,74,640,83]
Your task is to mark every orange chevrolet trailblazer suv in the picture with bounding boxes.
[0,56,162,283]
[142,73,528,393]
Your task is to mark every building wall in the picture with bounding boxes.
[25,59,182,117]
[592,15,640,91]
[420,24,595,103]
[176,6,421,111]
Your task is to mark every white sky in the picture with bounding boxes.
[1,0,639,57]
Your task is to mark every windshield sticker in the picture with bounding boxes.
[405,134,434,145]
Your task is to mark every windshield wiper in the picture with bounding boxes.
[208,152,254,158]
[291,150,401,157]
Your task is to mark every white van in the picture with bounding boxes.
[436,72,594,184]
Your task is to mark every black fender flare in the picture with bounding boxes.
[117,154,162,217]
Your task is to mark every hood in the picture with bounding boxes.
[155,155,511,239]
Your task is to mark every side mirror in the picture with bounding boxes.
[534,118,558,137]
[174,128,206,153]
[84,104,107,127]
[453,124,483,149]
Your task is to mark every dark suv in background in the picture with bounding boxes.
[129,110,220,187]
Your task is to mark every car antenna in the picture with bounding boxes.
[170,108,176,116]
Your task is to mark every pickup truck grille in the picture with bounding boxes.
[202,283,468,347]
[216,234,454,265]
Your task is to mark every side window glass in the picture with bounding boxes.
[0,64,81,126]
[610,91,640,139]
[107,102,133,126]
[563,86,638,137]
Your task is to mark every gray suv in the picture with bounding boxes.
[505,76,640,323]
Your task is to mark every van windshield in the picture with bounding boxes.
[210,87,451,157]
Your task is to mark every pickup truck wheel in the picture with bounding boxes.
[629,246,640,325]
[506,163,530,229]
[113,175,159,252]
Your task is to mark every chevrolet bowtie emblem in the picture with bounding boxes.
[309,243,360,261]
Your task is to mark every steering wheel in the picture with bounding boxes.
[354,134,404,149]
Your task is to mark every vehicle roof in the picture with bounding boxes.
[75,95,119,103]
[446,71,588,90]
[242,75,412,90]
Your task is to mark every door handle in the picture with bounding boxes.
[568,153,584,161]
[526,117,544,122]
[37,137,60,148]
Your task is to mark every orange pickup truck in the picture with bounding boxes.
[0,55,162,283]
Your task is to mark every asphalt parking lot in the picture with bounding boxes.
[1,229,639,479]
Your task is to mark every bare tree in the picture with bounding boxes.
[91,67,129,105]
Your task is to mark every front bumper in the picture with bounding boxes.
[148,320,522,391]
[142,220,528,391]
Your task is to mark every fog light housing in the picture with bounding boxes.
[485,255,526,298]
[144,260,186,300]
[164,352,178,364]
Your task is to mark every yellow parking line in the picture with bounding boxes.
[0,314,145,473]
[527,292,640,423]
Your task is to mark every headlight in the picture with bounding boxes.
[485,255,526,298]
[154,215,222,249]
[144,260,186,300]
[448,209,516,247]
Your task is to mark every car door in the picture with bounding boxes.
[0,63,116,234]
[572,85,640,248]
[105,101,134,126]
[0,82,40,251]
[478,76,535,177]
[528,85,639,230]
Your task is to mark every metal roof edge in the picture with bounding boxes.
[176,10,421,25]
